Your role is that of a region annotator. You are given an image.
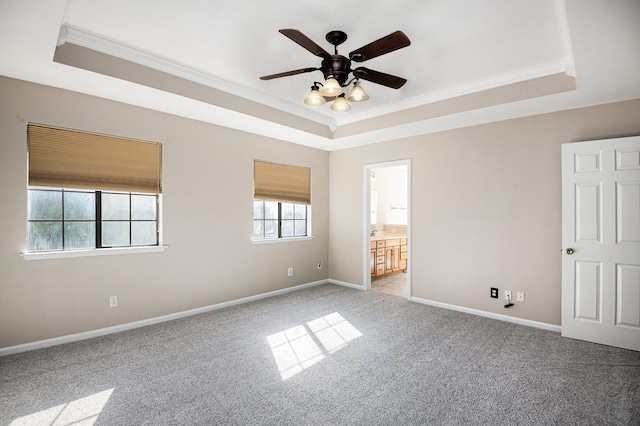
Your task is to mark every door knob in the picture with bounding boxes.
[565,248,574,255]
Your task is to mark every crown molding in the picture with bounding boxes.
[57,14,576,136]
[334,58,573,127]
[58,25,337,130]
[553,0,576,77]
[335,1,576,127]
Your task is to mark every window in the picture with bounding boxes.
[253,201,307,239]
[253,160,310,241]
[28,189,158,252]
[26,123,162,253]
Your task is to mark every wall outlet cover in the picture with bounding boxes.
[490,287,498,298]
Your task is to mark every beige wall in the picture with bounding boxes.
[0,77,329,348]
[2,73,639,349]
[329,99,640,326]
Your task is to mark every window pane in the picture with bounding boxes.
[282,220,294,237]
[281,203,294,219]
[264,201,278,219]
[64,191,95,220]
[264,219,278,238]
[102,222,129,246]
[131,195,156,220]
[294,204,306,219]
[253,220,264,239]
[131,221,157,245]
[295,220,307,236]
[28,222,62,251]
[28,190,62,220]
[64,222,95,250]
[253,201,264,219]
[252,200,309,240]
[102,193,130,220]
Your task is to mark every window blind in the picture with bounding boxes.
[28,124,162,194]
[254,160,311,205]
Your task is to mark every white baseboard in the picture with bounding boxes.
[328,281,560,333]
[0,279,329,357]
[328,279,365,291]
[1,281,560,356]
[410,296,561,333]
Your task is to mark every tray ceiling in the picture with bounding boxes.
[1,0,639,150]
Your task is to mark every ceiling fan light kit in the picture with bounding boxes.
[261,29,410,112]
[347,81,369,102]
[304,83,326,106]
[320,77,343,97]
[330,94,351,112]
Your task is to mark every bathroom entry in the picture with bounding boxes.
[364,160,411,299]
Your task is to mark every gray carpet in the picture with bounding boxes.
[1,284,639,425]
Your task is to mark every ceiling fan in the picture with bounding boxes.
[260,29,411,111]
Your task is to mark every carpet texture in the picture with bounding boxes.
[1,284,639,425]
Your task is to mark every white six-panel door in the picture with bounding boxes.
[562,136,640,352]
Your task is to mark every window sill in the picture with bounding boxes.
[20,245,168,261]
[251,236,314,245]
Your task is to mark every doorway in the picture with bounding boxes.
[363,160,411,299]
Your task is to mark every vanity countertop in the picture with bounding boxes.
[370,233,407,242]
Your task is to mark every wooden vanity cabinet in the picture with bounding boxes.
[400,238,407,271]
[371,237,408,278]
[370,240,386,277]
[384,239,400,273]
[371,249,376,276]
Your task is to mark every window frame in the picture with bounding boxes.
[252,200,312,243]
[26,187,160,254]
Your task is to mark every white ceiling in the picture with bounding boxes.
[1,0,639,150]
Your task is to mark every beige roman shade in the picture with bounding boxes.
[28,124,162,194]
[254,160,311,205]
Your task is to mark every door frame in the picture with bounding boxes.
[363,159,412,299]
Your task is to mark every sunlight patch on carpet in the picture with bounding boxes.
[267,312,362,380]
[9,388,114,426]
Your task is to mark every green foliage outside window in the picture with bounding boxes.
[28,189,158,252]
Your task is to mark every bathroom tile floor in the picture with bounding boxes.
[371,272,407,297]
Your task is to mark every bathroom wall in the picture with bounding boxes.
[371,166,408,231]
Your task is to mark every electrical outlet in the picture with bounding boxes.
[287,267,293,277]
[317,261,322,270]
[517,291,525,302]
[109,296,118,308]
[504,290,512,301]
[490,287,498,298]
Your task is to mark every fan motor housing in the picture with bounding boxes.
[321,55,352,86]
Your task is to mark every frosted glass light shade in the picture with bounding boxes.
[320,77,343,97]
[347,83,369,102]
[330,96,351,112]
[304,88,326,106]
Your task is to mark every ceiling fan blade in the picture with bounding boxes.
[354,67,407,89]
[279,29,331,58]
[349,31,411,62]
[260,67,319,80]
